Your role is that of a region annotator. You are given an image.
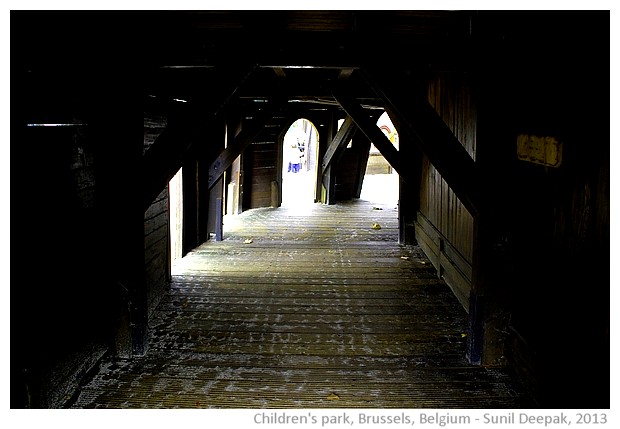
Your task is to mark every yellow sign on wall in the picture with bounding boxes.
[516,134,563,168]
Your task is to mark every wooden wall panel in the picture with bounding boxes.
[144,188,169,316]
[245,141,279,209]
[144,114,167,154]
[477,36,610,404]
[420,73,476,264]
[143,113,171,323]
[12,126,109,408]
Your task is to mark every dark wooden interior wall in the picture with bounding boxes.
[144,115,171,315]
[144,189,170,316]
[494,67,609,409]
[421,72,476,262]
[12,110,174,408]
[473,11,610,407]
[244,137,279,209]
[413,20,609,406]
[417,72,476,310]
[12,125,109,408]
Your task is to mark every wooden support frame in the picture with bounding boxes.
[330,87,405,183]
[142,64,258,212]
[320,115,357,175]
[207,95,289,190]
[320,165,332,205]
[353,133,372,198]
[359,70,501,364]
[386,107,423,245]
[359,69,481,218]
[319,115,358,204]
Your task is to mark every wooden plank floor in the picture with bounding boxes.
[69,195,533,408]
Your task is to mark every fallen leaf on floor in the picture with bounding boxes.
[461,333,468,338]
[371,223,381,230]
[244,239,253,244]
[326,393,340,400]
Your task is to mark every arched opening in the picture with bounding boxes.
[360,111,400,208]
[281,118,319,208]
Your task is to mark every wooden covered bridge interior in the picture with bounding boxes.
[10,10,610,409]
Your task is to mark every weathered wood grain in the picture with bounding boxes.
[69,199,531,408]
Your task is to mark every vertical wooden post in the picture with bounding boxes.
[353,133,372,198]
[270,180,279,208]
[467,69,514,366]
[200,119,227,241]
[468,211,512,366]
[322,165,336,205]
[319,112,338,204]
[466,277,485,364]
[314,114,330,204]
[235,159,244,215]
[208,177,224,238]
[397,176,408,245]
[388,113,423,246]
[196,137,211,246]
[215,197,223,241]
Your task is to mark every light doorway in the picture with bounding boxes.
[359,111,400,208]
[281,118,319,209]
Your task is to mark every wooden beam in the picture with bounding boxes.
[353,134,372,198]
[383,106,422,245]
[331,86,405,181]
[142,64,258,212]
[322,164,336,205]
[207,96,289,190]
[320,115,357,176]
[338,68,355,80]
[359,68,481,218]
[320,115,358,205]
[272,67,287,78]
